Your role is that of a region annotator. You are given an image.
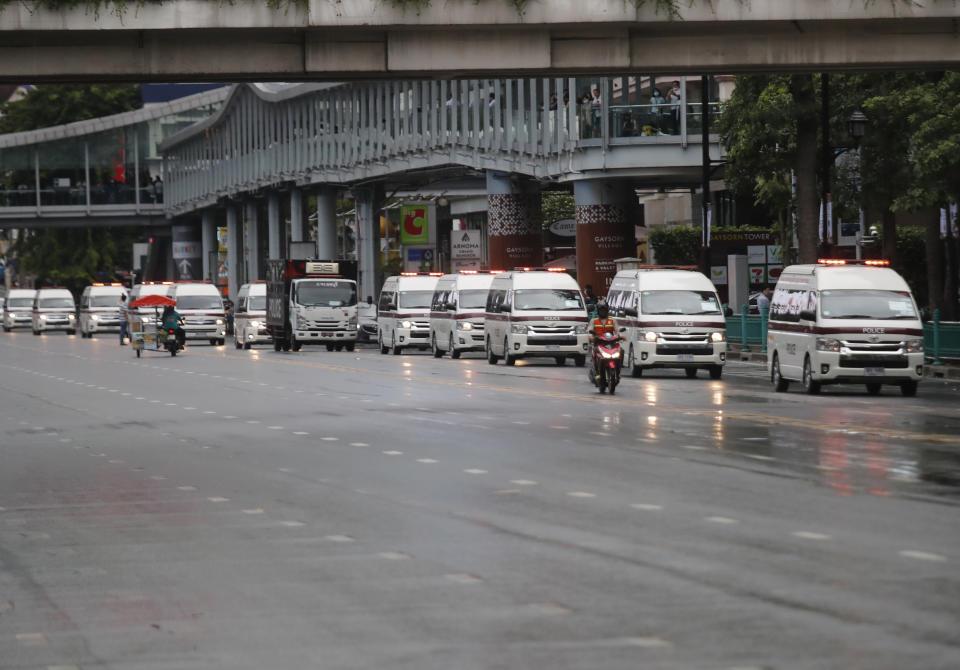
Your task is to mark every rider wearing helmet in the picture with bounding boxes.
[589,300,619,381]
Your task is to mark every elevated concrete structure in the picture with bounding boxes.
[2,0,959,80]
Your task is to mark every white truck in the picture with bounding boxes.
[266,259,359,352]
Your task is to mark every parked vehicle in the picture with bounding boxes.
[429,270,499,359]
[484,268,589,366]
[608,267,727,379]
[357,296,378,343]
[233,282,271,350]
[767,259,924,396]
[377,272,443,355]
[169,282,227,346]
[266,259,359,352]
[32,287,76,335]
[79,283,127,338]
[2,289,37,332]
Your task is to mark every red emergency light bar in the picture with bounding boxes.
[400,272,444,277]
[459,270,500,275]
[91,282,124,287]
[513,267,567,273]
[817,259,890,266]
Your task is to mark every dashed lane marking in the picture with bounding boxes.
[378,552,410,560]
[792,531,832,541]
[242,508,264,515]
[178,486,197,491]
[15,633,48,646]
[292,431,309,436]
[417,458,438,464]
[279,521,305,527]
[705,516,739,525]
[445,573,483,584]
[464,469,488,475]
[267,426,285,430]
[383,450,404,456]
[320,437,339,441]
[510,479,538,486]
[899,550,947,562]
[631,504,663,511]
[207,497,230,503]
[567,491,596,498]
[349,442,369,447]
[325,535,354,543]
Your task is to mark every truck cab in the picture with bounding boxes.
[267,259,359,352]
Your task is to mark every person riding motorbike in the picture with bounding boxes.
[161,305,185,349]
[589,300,621,382]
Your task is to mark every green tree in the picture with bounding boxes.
[648,226,699,265]
[0,84,141,133]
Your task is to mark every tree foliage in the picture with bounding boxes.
[0,84,141,133]
[648,226,699,265]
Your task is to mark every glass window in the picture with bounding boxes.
[176,294,224,310]
[513,289,584,311]
[296,281,357,307]
[90,295,125,307]
[398,291,433,309]
[640,290,721,315]
[248,296,266,311]
[459,290,489,309]
[820,290,917,320]
[38,297,75,309]
[7,298,33,308]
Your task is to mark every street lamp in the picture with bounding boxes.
[847,110,867,145]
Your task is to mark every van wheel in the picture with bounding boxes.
[432,336,443,358]
[503,339,516,366]
[345,343,355,352]
[900,380,918,397]
[243,342,251,351]
[234,338,242,350]
[379,333,389,355]
[708,365,723,380]
[685,368,698,379]
[628,347,643,377]
[771,353,789,392]
[33,329,40,336]
[866,383,882,395]
[573,354,586,368]
[802,357,821,395]
[392,333,402,355]
[451,347,461,359]
[554,356,566,366]
[486,339,499,365]
[66,329,75,335]
[217,338,225,346]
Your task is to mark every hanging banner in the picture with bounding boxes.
[825,197,833,244]
[818,201,825,243]
[399,203,435,246]
[941,208,948,239]
[704,207,712,246]
[952,204,959,237]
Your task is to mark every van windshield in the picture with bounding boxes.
[297,281,357,307]
[38,298,74,309]
[8,298,32,308]
[459,290,489,309]
[398,291,433,308]
[248,295,266,311]
[90,295,125,307]
[820,290,918,320]
[177,295,224,310]
[640,290,721,315]
[514,289,584,311]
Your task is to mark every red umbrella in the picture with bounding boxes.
[130,294,176,308]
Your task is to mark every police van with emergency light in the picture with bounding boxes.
[429,270,500,358]
[233,282,270,349]
[79,283,127,338]
[32,287,77,335]
[2,288,37,332]
[127,282,172,328]
[607,267,727,379]
[484,268,590,367]
[378,272,444,355]
[767,259,924,396]
[169,282,227,346]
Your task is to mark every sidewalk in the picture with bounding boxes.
[726,344,960,381]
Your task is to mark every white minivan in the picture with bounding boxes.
[429,270,498,358]
[377,272,443,354]
[79,283,127,338]
[126,282,172,329]
[2,289,36,331]
[608,268,727,379]
[767,260,924,396]
[32,287,77,335]
[233,282,270,350]
[169,282,227,346]
[484,268,590,366]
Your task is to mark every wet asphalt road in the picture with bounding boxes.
[1,331,959,670]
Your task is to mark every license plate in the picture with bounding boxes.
[545,344,561,351]
[322,332,332,337]
[864,367,884,377]
[677,354,694,362]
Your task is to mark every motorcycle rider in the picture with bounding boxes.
[161,304,185,349]
[588,299,620,382]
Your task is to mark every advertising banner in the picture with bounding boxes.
[748,264,766,284]
[400,204,435,246]
[710,266,728,285]
[451,230,482,261]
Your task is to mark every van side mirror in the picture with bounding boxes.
[619,327,627,334]
[799,310,815,322]
[446,302,457,311]
[724,306,733,317]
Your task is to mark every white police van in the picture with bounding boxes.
[767,259,924,396]
[429,270,499,358]
[377,272,443,355]
[233,282,270,350]
[79,283,127,338]
[32,288,77,335]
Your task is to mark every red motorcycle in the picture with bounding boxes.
[591,330,623,394]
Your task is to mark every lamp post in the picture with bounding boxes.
[845,110,867,258]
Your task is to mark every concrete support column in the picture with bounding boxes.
[172,220,203,281]
[353,185,384,303]
[201,209,217,283]
[486,171,543,270]
[245,200,260,281]
[290,188,304,243]
[225,203,240,302]
[573,180,637,292]
[316,187,338,260]
[268,192,282,260]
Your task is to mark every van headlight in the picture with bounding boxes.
[457,321,473,330]
[816,337,841,352]
[710,331,724,343]
[215,318,224,326]
[39,314,47,320]
[401,320,412,329]
[511,324,528,334]
[249,321,262,330]
[90,314,99,321]
[574,324,587,334]
[68,314,75,320]
[906,338,924,353]
[644,331,658,342]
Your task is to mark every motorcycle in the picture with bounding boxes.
[164,328,182,357]
[591,329,624,394]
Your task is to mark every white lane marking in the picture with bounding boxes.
[792,531,832,541]
[246,420,260,424]
[744,454,775,461]
[203,411,216,415]
[510,479,538,486]
[511,420,530,425]
[444,573,483,584]
[324,535,354,543]
[207,497,230,503]
[293,431,310,436]
[15,633,48,645]
[267,426,284,430]
[464,469,488,475]
[631,503,663,511]
[899,550,947,562]
[680,445,707,451]
[177,486,197,491]
[705,516,739,525]
[383,450,404,455]
[48,666,80,670]
[349,442,369,447]
[59,438,71,443]
[743,437,768,441]
[549,425,569,430]
[165,403,177,407]
[150,400,161,404]
[320,437,339,442]
[589,432,610,438]
[183,407,196,411]
[279,521,305,527]
[135,397,145,400]
[242,508,264,515]
[223,415,238,419]
[378,552,410,560]
[121,393,131,397]
[150,476,167,481]
[416,458,438,464]
[567,491,596,498]
[624,637,673,648]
